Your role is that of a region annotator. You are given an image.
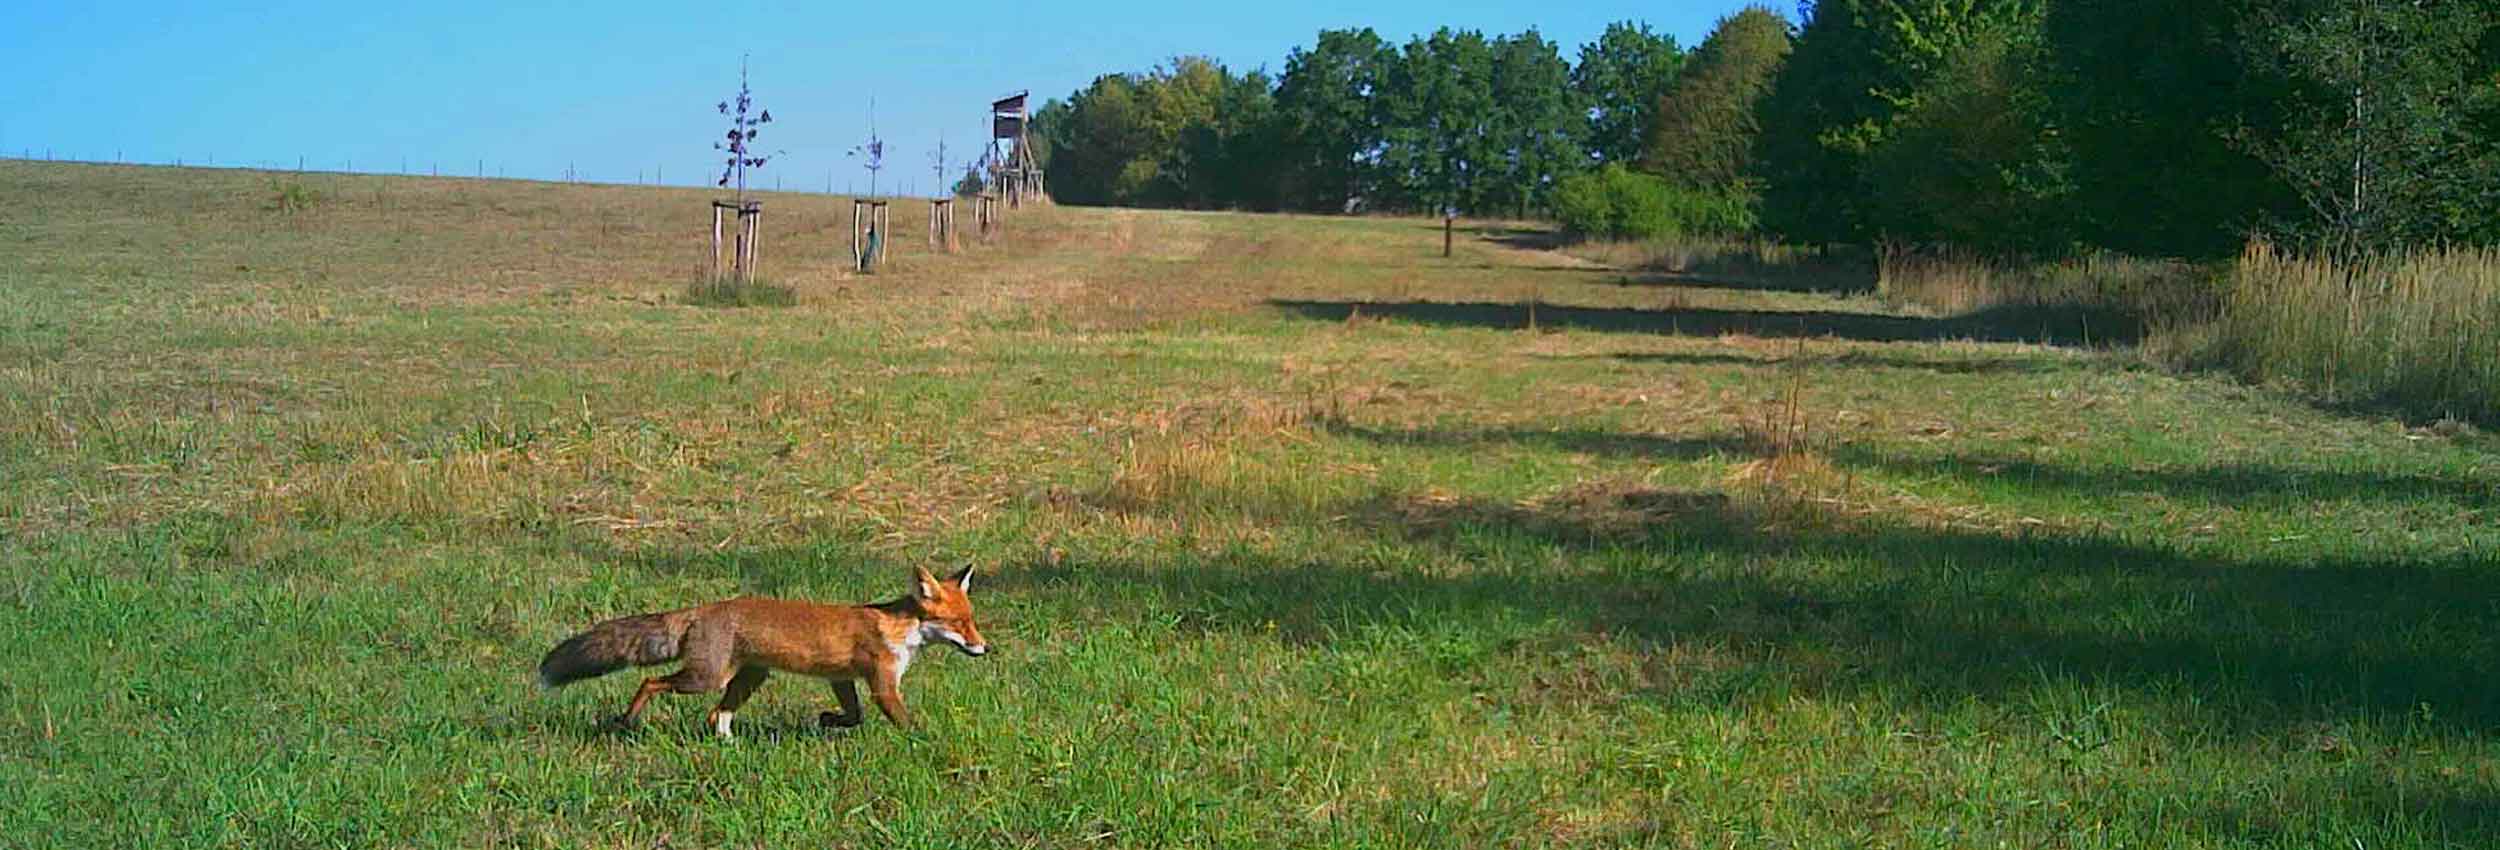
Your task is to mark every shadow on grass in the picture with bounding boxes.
[1826,444,2500,511]
[1493,266,1872,295]
[1464,223,1878,295]
[1412,222,1570,251]
[1535,264,1881,297]
[1539,349,2081,376]
[1323,420,1752,460]
[1320,420,2499,735]
[1273,298,2143,347]
[1630,270,1869,295]
[1480,227,1573,253]
[993,491,2500,736]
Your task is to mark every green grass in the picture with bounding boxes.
[3,161,2497,848]
[682,276,798,307]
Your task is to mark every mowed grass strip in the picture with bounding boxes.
[3,161,2496,848]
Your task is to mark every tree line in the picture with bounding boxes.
[1028,2,2499,259]
[1031,27,1625,218]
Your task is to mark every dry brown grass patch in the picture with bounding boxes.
[1080,394,1362,536]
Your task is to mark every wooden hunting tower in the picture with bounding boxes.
[985,91,1044,207]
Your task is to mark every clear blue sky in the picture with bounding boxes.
[0,1,1769,196]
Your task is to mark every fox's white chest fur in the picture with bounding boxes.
[889,627,926,678]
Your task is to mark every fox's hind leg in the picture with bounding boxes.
[611,620,737,730]
[611,676,671,729]
[612,665,735,730]
[705,666,771,738]
[819,678,866,730]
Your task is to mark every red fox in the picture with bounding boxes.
[537,565,989,737]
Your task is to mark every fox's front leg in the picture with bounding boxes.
[819,678,866,729]
[866,667,911,728]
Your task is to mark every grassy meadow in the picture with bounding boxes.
[3,161,2497,848]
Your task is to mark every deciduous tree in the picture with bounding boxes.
[1485,30,1586,217]
[1378,28,1498,214]
[1642,7,1790,193]
[1274,29,1395,212]
[1573,22,1684,166]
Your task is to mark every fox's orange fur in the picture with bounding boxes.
[538,565,989,736]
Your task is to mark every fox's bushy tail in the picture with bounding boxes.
[537,610,693,690]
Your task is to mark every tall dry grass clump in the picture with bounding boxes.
[1088,397,1358,529]
[2193,242,2500,423]
[1575,235,1873,292]
[1877,247,2210,318]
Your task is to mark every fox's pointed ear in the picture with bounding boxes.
[948,562,975,593]
[913,566,943,600]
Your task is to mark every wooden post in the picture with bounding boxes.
[1443,214,1454,258]
[932,199,957,253]
[875,203,890,267]
[745,206,761,283]
[711,204,725,281]
[712,200,761,283]
[850,199,891,272]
